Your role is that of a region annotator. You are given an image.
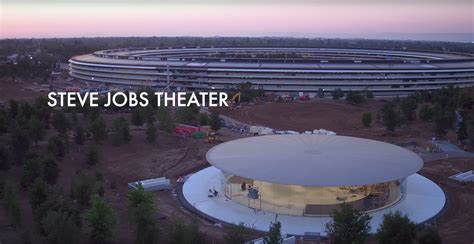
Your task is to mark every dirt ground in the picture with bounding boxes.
[0,122,254,243]
[217,99,459,149]
[1,77,473,243]
[419,159,474,244]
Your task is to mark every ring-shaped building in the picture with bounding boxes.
[69,47,474,96]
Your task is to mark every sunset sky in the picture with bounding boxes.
[1,0,473,41]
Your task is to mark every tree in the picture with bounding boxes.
[0,107,10,134]
[89,117,107,142]
[9,99,19,118]
[19,101,35,120]
[418,227,442,244]
[84,106,100,122]
[332,88,344,100]
[419,105,434,122]
[142,106,156,125]
[34,96,52,127]
[29,179,48,211]
[86,147,99,166]
[237,82,260,103]
[0,145,11,171]
[457,119,469,141]
[34,196,81,230]
[198,113,209,126]
[433,105,454,135]
[42,156,59,185]
[9,123,31,164]
[28,116,45,146]
[264,221,282,244]
[209,112,221,131]
[365,90,374,99]
[157,107,175,132]
[111,117,131,146]
[377,211,417,244]
[21,157,42,188]
[325,203,371,244]
[70,174,96,206]
[170,220,207,244]
[317,88,325,98]
[131,108,144,126]
[41,210,80,244]
[224,222,248,244]
[146,124,157,143]
[171,221,189,244]
[128,185,159,244]
[400,98,418,121]
[69,110,78,123]
[346,91,366,105]
[74,126,84,145]
[381,103,400,132]
[176,107,196,124]
[362,112,372,128]
[0,179,4,199]
[2,182,21,227]
[51,110,70,134]
[85,194,118,242]
[47,136,67,159]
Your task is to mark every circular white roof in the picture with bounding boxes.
[206,135,423,186]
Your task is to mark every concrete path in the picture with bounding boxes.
[422,140,474,162]
[183,167,446,236]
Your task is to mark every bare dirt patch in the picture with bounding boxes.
[217,99,458,148]
[419,159,474,244]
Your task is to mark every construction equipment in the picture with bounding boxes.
[254,96,265,104]
[227,92,241,107]
[205,131,223,143]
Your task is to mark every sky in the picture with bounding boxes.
[1,0,473,41]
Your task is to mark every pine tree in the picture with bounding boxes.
[264,221,283,244]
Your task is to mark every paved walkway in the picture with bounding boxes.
[183,167,446,236]
[421,140,474,162]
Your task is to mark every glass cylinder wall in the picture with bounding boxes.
[222,172,405,216]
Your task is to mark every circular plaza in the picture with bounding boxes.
[182,134,446,235]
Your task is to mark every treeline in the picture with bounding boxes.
[0,55,54,80]
[358,87,473,143]
[0,95,227,243]
[1,37,473,60]
[261,203,441,244]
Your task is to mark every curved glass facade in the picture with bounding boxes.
[222,172,406,216]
